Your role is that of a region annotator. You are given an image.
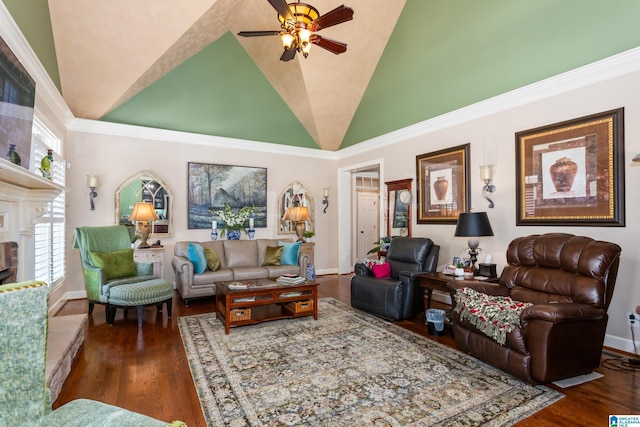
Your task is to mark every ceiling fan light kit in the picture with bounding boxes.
[238,0,354,61]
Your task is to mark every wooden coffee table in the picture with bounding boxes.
[215,278,318,334]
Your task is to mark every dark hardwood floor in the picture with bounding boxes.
[54,274,640,426]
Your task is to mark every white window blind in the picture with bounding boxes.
[32,119,65,286]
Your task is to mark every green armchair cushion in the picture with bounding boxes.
[187,243,207,274]
[262,245,283,266]
[88,248,136,280]
[278,241,301,265]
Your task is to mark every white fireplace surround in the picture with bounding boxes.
[0,157,66,282]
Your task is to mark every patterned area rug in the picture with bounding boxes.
[178,298,562,426]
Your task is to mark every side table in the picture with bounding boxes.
[418,272,463,310]
[134,247,164,278]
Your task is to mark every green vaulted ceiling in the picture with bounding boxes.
[5,0,640,151]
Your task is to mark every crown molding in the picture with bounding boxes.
[67,118,340,160]
[336,46,640,160]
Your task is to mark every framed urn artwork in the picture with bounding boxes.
[416,144,470,224]
[515,108,625,226]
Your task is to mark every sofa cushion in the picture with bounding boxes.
[193,269,233,285]
[279,241,301,265]
[204,248,221,271]
[232,267,270,281]
[223,240,259,267]
[263,246,283,266]
[187,243,207,274]
[89,249,136,280]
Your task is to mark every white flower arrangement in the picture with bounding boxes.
[210,202,255,235]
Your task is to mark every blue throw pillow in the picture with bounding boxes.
[278,241,301,265]
[187,243,207,274]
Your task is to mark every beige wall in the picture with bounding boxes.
[64,131,338,298]
[338,66,640,352]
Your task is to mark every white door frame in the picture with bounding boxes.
[337,158,384,274]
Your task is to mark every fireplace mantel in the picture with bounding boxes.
[0,157,67,281]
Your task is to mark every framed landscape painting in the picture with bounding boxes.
[515,108,624,226]
[416,144,470,224]
[187,162,267,229]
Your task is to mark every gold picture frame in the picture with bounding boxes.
[416,144,470,224]
[515,108,625,226]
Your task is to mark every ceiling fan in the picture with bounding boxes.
[238,0,354,61]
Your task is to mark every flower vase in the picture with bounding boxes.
[248,229,255,240]
[211,229,218,241]
[227,229,241,240]
[306,264,316,281]
[7,144,21,166]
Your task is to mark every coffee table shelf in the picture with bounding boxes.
[216,278,318,334]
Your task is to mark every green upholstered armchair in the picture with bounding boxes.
[73,226,174,326]
[0,281,185,426]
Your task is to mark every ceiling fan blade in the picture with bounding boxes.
[268,0,294,22]
[280,48,297,61]
[309,5,354,32]
[311,35,347,54]
[237,30,283,37]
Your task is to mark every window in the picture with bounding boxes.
[32,119,65,286]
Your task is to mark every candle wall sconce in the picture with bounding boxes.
[480,165,496,208]
[322,188,330,213]
[87,175,98,210]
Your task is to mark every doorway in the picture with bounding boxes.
[337,159,383,274]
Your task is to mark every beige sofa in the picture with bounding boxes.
[172,239,311,304]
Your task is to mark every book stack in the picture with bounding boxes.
[227,281,254,290]
[276,274,306,285]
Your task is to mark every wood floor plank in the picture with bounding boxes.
[53,274,640,426]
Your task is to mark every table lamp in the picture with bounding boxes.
[129,202,158,248]
[285,203,310,242]
[454,211,494,272]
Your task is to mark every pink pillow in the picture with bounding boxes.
[371,262,391,278]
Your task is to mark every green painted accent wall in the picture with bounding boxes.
[339,0,640,148]
[4,0,61,91]
[102,32,318,149]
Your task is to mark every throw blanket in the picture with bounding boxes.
[454,287,533,345]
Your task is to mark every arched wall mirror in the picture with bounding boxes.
[386,178,412,238]
[278,181,314,235]
[115,170,173,237]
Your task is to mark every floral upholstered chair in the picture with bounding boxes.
[0,281,185,426]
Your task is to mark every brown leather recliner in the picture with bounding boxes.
[447,233,621,384]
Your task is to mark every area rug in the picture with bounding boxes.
[178,298,562,426]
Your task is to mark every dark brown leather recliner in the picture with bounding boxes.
[447,233,621,384]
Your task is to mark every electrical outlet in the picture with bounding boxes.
[627,312,640,328]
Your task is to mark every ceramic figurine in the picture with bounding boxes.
[40,149,53,180]
[7,144,21,166]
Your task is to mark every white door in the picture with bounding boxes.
[355,191,379,263]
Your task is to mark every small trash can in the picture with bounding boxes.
[426,308,446,336]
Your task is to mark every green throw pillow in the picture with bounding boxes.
[263,246,284,266]
[204,247,221,271]
[89,248,136,280]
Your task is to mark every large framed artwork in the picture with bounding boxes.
[515,108,624,226]
[0,36,36,170]
[188,162,267,229]
[416,144,470,224]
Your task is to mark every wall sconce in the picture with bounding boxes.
[87,175,98,210]
[322,188,330,213]
[479,165,496,208]
[633,153,640,163]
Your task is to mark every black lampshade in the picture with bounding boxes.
[454,212,494,237]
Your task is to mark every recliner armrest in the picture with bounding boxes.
[447,280,510,297]
[522,302,606,323]
[354,263,373,277]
